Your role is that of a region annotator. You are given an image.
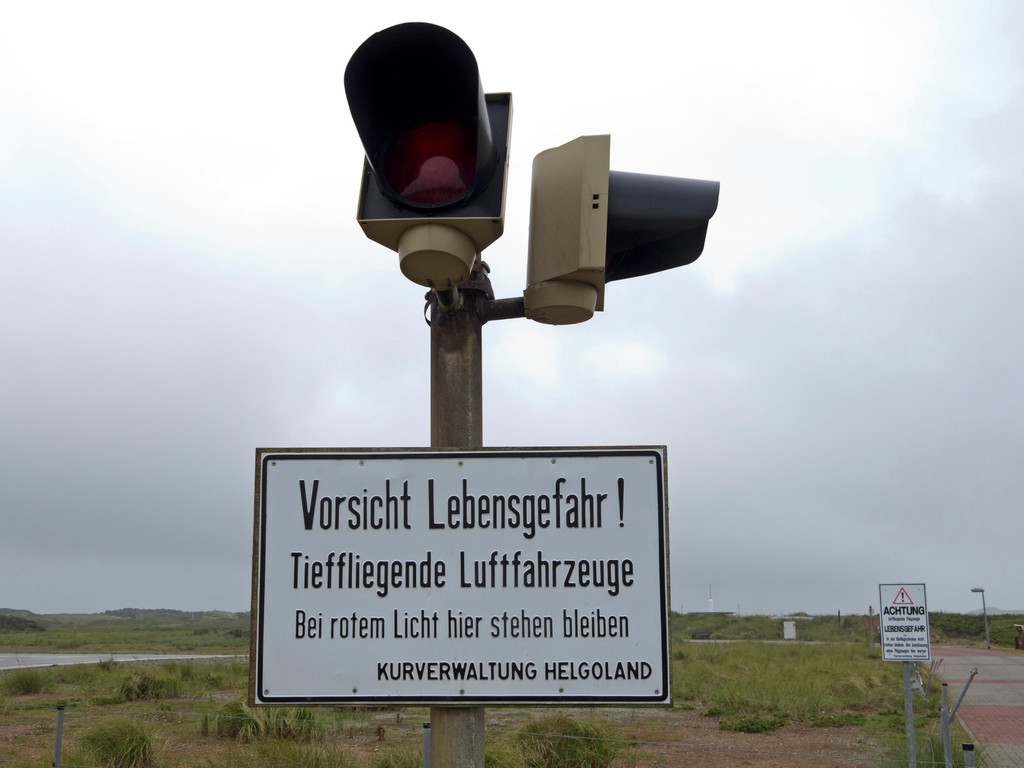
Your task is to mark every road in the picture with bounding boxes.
[0,652,241,670]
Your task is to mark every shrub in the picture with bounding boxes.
[80,719,155,768]
[3,668,48,695]
[214,699,323,742]
[215,699,263,741]
[116,669,180,701]
[515,714,619,768]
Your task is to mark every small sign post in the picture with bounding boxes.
[879,583,930,768]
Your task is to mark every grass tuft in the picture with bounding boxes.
[80,719,156,768]
[371,745,421,768]
[514,714,619,768]
[213,698,324,742]
[116,669,180,701]
[2,668,49,695]
[254,739,361,767]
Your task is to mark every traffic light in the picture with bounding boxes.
[524,135,719,324]
[344,23,512,290]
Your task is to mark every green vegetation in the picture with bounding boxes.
[718,712,791,734]
[369,745,422,768]
[674,611,878,643]
[78,719,156,768]
[0,610,988,766]
[809,711,866,728]
[6,605,1009,654]
[675,608,1024,648]
[930,611,1024,647]
[2,667,50,695]
[0,607,250,652]
[669,625,979,765]
[674,641,894,715]
[0,613,46,632]
[214,699,325,742]
[514,714,621,768]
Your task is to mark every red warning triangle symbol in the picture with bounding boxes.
[892,588,915,605]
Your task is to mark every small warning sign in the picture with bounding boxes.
[878,583,930,661]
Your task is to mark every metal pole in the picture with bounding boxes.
[53,704,65,768]
[972,588,990,649]
[428,266,487,768]
[903,661,917,768]
[941,683,952,768]
[949,667,978,721]
[981,592,990,649]
[940,666,979,768]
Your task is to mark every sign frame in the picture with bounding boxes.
[878,583,931,661]
[250,446,671,706]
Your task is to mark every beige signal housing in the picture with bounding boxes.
[524,135,610,325]
[352,93,513,290]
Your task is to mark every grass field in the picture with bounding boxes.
[0,609,988,767]
[0,609,248,654]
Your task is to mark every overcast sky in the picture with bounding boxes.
[2,1,1022,617]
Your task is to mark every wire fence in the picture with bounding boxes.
[0,701,999,768]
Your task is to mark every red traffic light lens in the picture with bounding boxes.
[382,119,476,206]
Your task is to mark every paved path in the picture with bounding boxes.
[0,652,241,670]
[933,645,1024,768]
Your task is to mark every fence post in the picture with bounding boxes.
[53,705,65,768]
[902,661,917,768]
[940,682,952,768]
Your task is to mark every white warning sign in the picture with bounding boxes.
[878,583,930,661]
[250,447,670,705]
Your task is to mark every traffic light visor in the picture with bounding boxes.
[345,22,496,211]
[605,172,719,282]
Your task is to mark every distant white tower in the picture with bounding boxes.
[708,584,713,613]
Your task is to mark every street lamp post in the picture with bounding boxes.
[971,588,991,649]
